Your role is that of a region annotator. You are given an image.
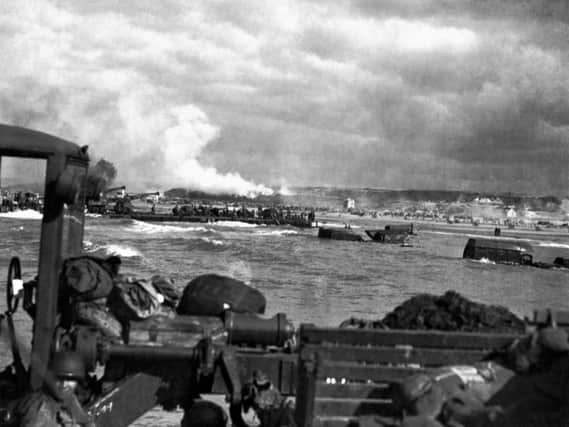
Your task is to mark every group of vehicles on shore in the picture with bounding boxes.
[82,186,318,228]
[0,191,43,213]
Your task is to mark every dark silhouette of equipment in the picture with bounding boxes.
[86,186,126,214]
[113,192,159,215]
[463,238,533,265]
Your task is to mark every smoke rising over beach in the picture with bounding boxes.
[1,1,568,196]
[0,2,273,196]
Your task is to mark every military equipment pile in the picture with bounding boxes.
[339,292,569,427]
[340,291,526,333]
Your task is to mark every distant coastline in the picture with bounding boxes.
[316,211,569,239]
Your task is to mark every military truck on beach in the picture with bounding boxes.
[462,238,534,265]
[1,124,569,427]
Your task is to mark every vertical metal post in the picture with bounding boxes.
[295,351,318,427]
[30,153,65,389]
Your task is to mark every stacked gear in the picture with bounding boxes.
[340,291,526,333]
[60,255,123,339]
[60,260,269,347]
[59,256,181,341]
[358,326,569,427]
[389,364,507,427]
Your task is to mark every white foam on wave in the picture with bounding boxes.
[83,240,95,249]
[128,220,209,234]
[477,258,496,265]
[104,244,142,258]
[214,221,258,228]
[0,209,42,220]
[83,241,141,257]
[255,229,299,236]
[318,221,361,229]
[200,237,224,246]
[536,242,569,249]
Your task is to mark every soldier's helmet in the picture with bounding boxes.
[50,352,86,381]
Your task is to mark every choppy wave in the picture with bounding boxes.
[0,209,42,220]
[128,220,209,234]
[83,240,96,250]
[255,229,299,236]
[536,242,569,249]
[200,237,224,246]
[83,240,142,258]
[213,221,259,228]
[317,221,361,229]
[104,244,142,258]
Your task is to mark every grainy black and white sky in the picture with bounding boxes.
[1,0,568,196]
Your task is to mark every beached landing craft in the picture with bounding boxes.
[1,125,569,427]
[318,223,414,244]
[462,238,569,270]
[462,238,534,265]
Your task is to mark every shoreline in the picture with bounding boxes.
[316,212,569,239]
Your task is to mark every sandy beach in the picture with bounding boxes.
[315,211,569,239]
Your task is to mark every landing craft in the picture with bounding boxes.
[1,124,569,427]
[462,238,534,265]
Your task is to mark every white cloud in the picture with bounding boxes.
[0,0,274,196]
[0,0,567,196]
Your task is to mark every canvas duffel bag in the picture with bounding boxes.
[176,274,266,316]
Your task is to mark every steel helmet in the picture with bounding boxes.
[50,352,86,381]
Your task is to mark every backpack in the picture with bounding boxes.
[61,256,121,301]
[107,276,163,321]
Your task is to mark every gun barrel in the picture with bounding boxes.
[224,312,295,347]
[105,344,198,360]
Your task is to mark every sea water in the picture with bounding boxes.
[1,213,568,425]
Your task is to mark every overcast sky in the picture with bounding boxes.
[1,1,568,196]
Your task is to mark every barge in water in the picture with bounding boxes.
[318,223,414,244]
[462,238,534,265]
[110,212,316,228]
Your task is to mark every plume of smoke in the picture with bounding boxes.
[277,180,295,196]
[0,1,274,198]
[115,94,274,197]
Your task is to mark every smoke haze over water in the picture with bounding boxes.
[0,2,273,196]
[1,1,568,197]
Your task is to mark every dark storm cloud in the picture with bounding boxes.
[353,0,569,23]
[1,0,567,196]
